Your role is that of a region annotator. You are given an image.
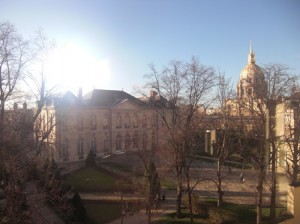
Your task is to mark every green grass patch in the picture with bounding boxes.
[155,198,289,224]
[83,200,121,224]
[100,161,133,173]
[64,167,116,192]
[161,179,177,190]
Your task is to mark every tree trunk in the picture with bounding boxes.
[256,165,264,224]
[292,106,299,185]
[268,101,277,220]
[176,170,183,218]
[217,159,223,207]
[147,176,152,224]
[269,141,277,220]
[185,169,194,223]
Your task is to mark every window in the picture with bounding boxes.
[61,139,69,161]
[116,133,122,151]
[133,114,138,128]
[91,133,97,152]
[142,131,147,150]
[132,131,138,148]
[247,88,252,96]
[152,113,156,127]
[124,113,130,128]
[103,113,110,129]
[61,113,68,131]
[104,133,109,153]
[241,88,244,96]
[77,114,84,130]
[142,113,147,127]
[90,114,97,130]
[116,113,122,128]
[151,132,156,150]
[78,137,84,159]
[125,132,130,150]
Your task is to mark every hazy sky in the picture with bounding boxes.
[1,0,299,95]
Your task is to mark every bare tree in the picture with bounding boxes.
[284,90,300,185]
[213,74,235,207]
[0,22,32,139]
[0,21,57,223]
[235,91,267,224]
[0,21,35,223]
[262,63,297,220]
[145,57,216,219]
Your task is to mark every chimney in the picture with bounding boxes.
[23,102,27,110]
[150,90,157,98]
[14,102,18,110]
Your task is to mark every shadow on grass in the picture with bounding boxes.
[83,200,121,224]
[64,166,133,192]
[153,199,290,224]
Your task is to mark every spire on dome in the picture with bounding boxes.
[248,41,255,64]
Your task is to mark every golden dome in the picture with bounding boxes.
[239,44,264,80]
[240,63,264,79]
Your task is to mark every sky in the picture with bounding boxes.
[1,0,299,96]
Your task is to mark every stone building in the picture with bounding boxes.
[39,89,166,162]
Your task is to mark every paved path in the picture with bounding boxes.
[25,181,64,224]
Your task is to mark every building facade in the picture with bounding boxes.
[39,89,164,162]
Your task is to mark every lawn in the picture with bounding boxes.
[153,199,290,224]
[101,161,133,173]
[83,200,121,224]
[64,166,117,192]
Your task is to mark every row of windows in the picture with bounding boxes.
[60,132,156,160]
[61,113,158,131]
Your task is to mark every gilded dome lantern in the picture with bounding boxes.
[237,44,267,99]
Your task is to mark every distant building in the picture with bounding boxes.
[237,44,267,100]
[38,89,166,162]
[204,45,299,179]
[1,102,34,153]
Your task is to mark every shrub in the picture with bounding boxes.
[72,192,87,222]
[86,150,96,167]
[182,194,209,218]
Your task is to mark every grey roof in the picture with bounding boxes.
[83,89,148,108]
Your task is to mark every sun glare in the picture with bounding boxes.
[44,43,110,94]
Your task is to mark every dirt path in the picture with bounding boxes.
[25,181,64,224]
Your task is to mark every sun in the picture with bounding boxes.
[44,43,111,94]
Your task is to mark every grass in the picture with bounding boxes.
[154,198,290,224]
[100,161,133,172]
[83,200,121,224]
[161,179,177,190]
[64,166,117,192]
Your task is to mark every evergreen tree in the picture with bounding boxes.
[72,192,87,222]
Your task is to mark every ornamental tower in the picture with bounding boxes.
[237,44,267,99]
